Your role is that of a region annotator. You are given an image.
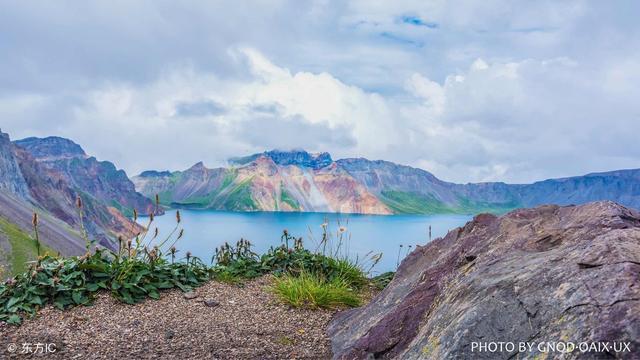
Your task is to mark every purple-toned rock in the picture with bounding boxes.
[0,130,146,267]
[328,201,640,359]
[14,136,160,216]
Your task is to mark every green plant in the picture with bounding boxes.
[1,196,210,325]
[260,231,320,275]
[211,239,265,282]
[32,213,41,257]
[323,257,368,289]
[371,271,395,290]
[75,195,95,250]
[0,248,210,325]
[271,271,361,309]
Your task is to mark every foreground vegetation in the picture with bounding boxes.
[272,272,361,308]
[211,227,385,309]
[0,205,210,325]
[1,197,394,325]
[0,216,59,277]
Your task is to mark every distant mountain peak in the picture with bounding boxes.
[14,136,86,160]
[188,161,207,170]
[229,149,333,169]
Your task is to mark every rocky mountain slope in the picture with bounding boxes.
[328,201,640,359]
[15,136,158,216]
[134,150,640,215]
[0,130,148,275]
[0,191,85,276]
[134,151,391,214]
[0,132,31,200]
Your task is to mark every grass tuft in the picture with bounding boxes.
[271,272,361,309]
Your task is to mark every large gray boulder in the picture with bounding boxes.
[329,201,640,359]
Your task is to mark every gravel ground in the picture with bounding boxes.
[0,276,337,359]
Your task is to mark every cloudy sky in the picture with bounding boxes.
[1,1,639,183]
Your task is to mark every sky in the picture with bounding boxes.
[1,1,639,184]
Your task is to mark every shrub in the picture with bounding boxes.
[271,272,361,309]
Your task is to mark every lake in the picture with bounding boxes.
[140,210,472,273]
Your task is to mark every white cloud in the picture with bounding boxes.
[22,49,396,175]
[1,1,639,184]
[400,54,640,182]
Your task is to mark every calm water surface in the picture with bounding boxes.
[141,210,472,273]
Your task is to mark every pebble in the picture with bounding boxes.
[183,291,198,300]
[203,299,220,307]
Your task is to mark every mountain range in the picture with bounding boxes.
[2,131,640,275]
[133,149,640,215]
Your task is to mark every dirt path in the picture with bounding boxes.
[1,276,335,359]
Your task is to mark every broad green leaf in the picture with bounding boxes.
[72,291,84,304]
[7,314,21,325]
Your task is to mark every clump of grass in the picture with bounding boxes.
[322,257,368,290]
[271,272,361,309]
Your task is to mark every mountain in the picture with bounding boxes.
[14,136,159,217]
[133,154,390,214]
[0,130,149,275]
[229,150,333,169]
[133,150,640,215]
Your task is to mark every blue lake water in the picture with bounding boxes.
[140,210,472,274]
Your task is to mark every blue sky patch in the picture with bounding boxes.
[400,15,438,29]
